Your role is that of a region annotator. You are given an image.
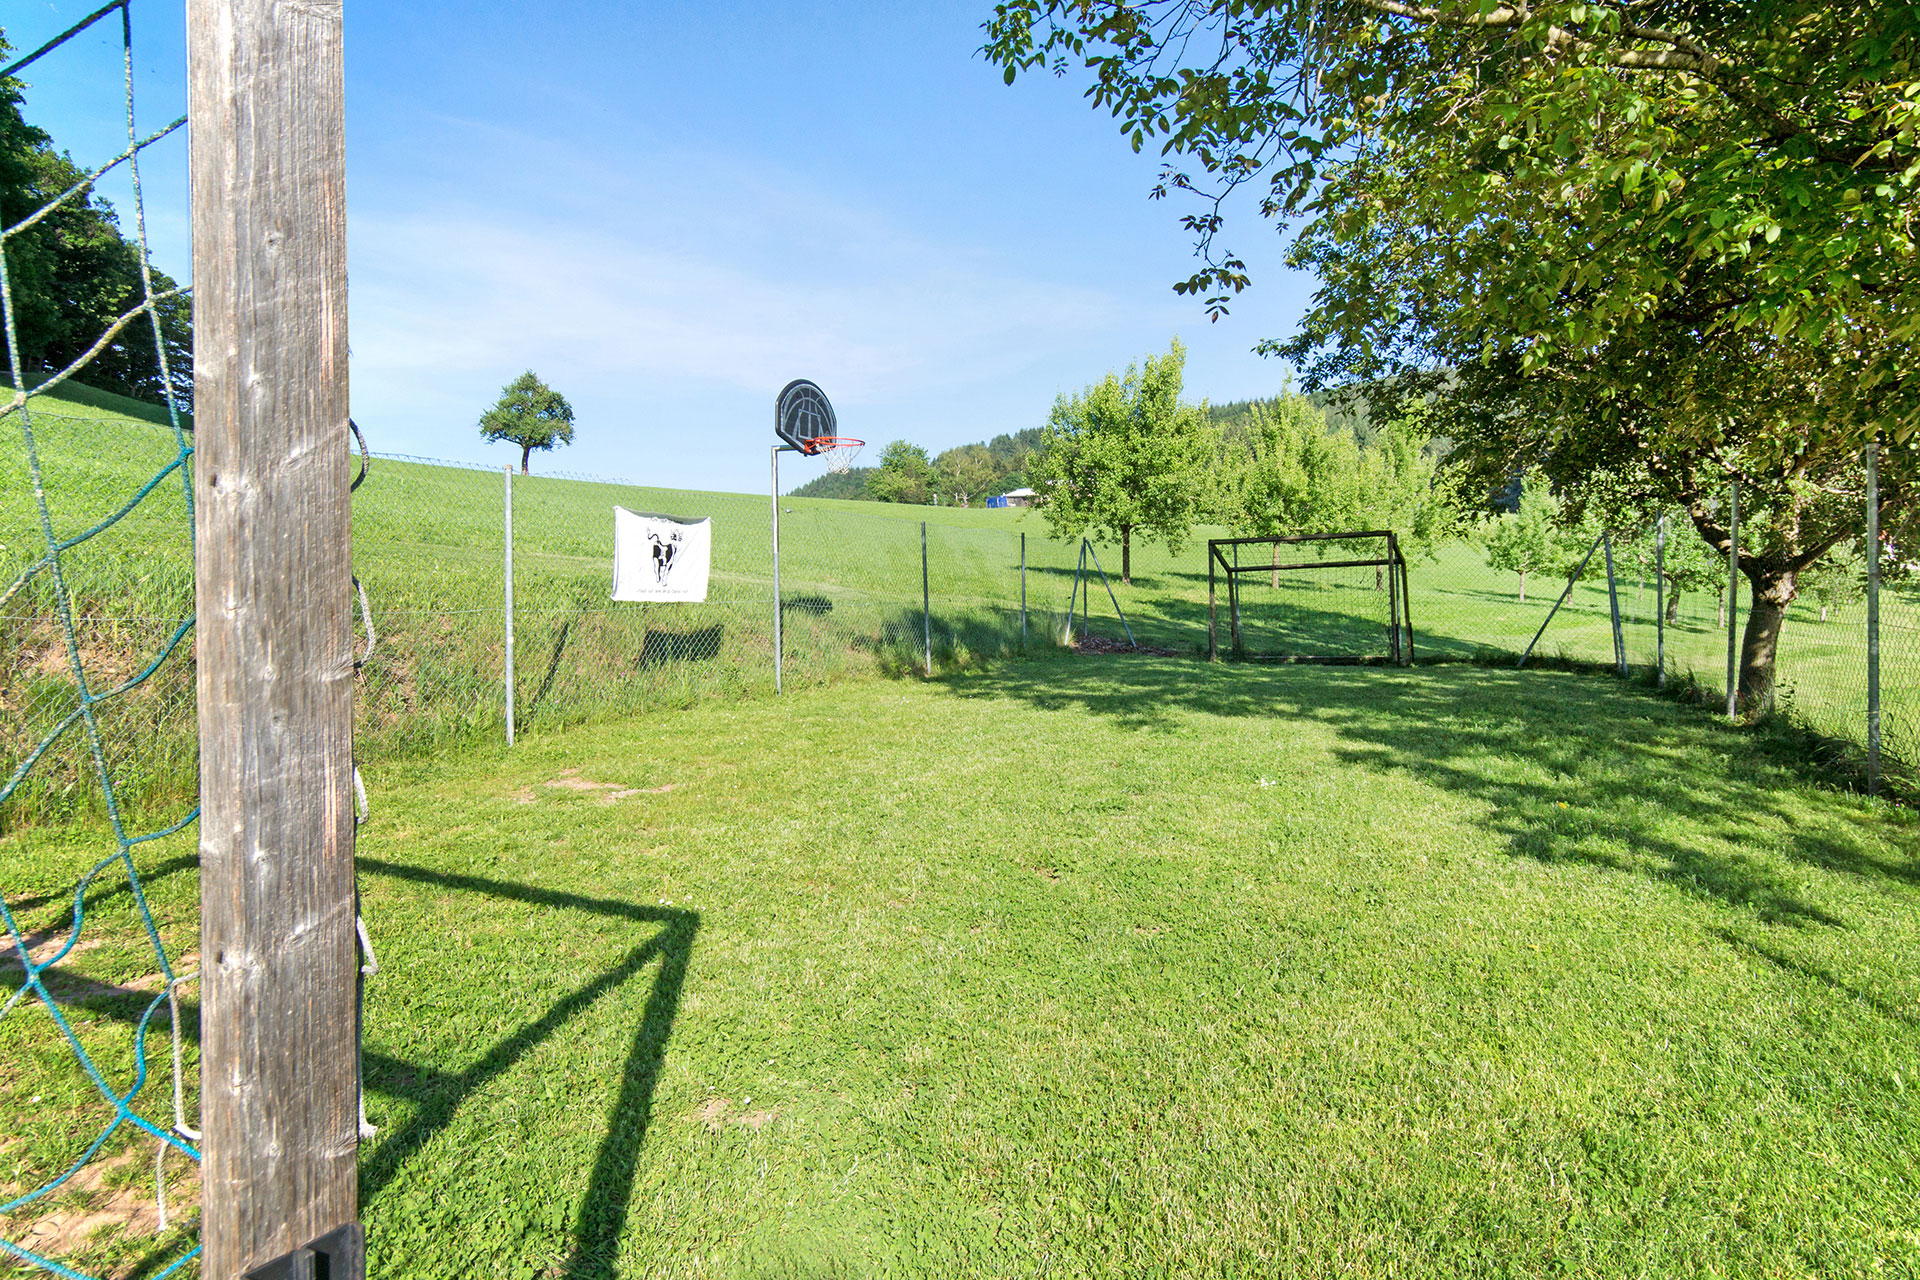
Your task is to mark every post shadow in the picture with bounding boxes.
[355,858,697,1279]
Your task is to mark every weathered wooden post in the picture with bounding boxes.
[190,0,362,1274]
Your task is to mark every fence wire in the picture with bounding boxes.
[0,5,201,1279]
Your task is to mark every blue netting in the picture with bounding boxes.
[0,4,200,1276]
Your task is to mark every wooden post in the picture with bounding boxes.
[189,1,361,1276]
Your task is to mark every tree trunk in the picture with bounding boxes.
[1736,568,1797,715]
[1666,588,1680,624]
[1717,586,1725,628]
[1517,570,1525,603]
[520,442,532,474]
[1121,525,1132,586]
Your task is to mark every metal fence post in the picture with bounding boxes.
[922,520,932,677]
[504,465,515,745]
[1867,439,1882,796]
[1518,532,1604,669]
[1655,515,1667,689]
[1020,531,1027,648]
[1727,479,1740,720]
[190,0,362,1271]
[1602,531,1626,677]
[1208,543,1218,661]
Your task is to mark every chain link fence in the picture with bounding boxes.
[9,435,1913,834]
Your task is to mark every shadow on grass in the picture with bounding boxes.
[945,657,1909,928]
[356,859,697,1280]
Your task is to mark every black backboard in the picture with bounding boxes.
[775,379,836,452]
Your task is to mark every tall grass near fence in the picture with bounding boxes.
[7,417,1914,833]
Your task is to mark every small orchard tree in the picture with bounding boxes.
[1483,483,1561,603]
[1228,392,1361,585]
[1797,539,1866,624]
[1029,339,1214,584]
[1619,512,1726,625]
[868,440,934,505]
[1356,415,1456,572]
[481,371,575,474]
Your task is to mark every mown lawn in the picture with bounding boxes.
[332,656,1920,1278]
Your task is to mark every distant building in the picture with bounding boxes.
[987,487,1038,509]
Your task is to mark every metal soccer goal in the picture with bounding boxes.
[1208,531,1414,664]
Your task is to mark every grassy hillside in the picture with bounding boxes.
[4,411,1913,829]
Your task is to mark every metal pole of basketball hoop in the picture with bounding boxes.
[772,445,790,694]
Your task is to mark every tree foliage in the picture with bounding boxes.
[935,444,999,508]
[788,467,877,500]
[985,0,1920,711]
[1028,339,1214,583]
[480,371,575,474]
[868,440,935,505]
[1483,483,1566,603]
[1,43,191,408]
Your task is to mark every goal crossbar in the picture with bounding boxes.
[1207,530,1414,664]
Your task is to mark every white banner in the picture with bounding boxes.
[611,507,711,603]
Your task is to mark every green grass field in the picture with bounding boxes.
[6,405,1913,832]
[4,656,1917,1277]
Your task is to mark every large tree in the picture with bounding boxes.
[1029,338,1214,584]
[1,40,192,408]
[480,371,575,474]
[985,1,1920,711]
[868,440,935,504]
[935,443,999,507]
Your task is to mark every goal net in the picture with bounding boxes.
[1208,532,1413,663]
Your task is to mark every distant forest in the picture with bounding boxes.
[789,428,1044,503]
[786,467,876,500]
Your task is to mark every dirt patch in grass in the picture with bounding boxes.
[0,1145,199,1275]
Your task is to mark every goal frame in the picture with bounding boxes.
[1207,531,1414,665]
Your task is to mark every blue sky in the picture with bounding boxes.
[7,1,1316,492]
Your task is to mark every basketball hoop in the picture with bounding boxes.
[802,435,864,474]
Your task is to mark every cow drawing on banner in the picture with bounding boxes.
[650,527,682,585]
[612,507,710,603]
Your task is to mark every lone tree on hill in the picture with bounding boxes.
[481,371,575,473]
[1029,339,1214,584]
